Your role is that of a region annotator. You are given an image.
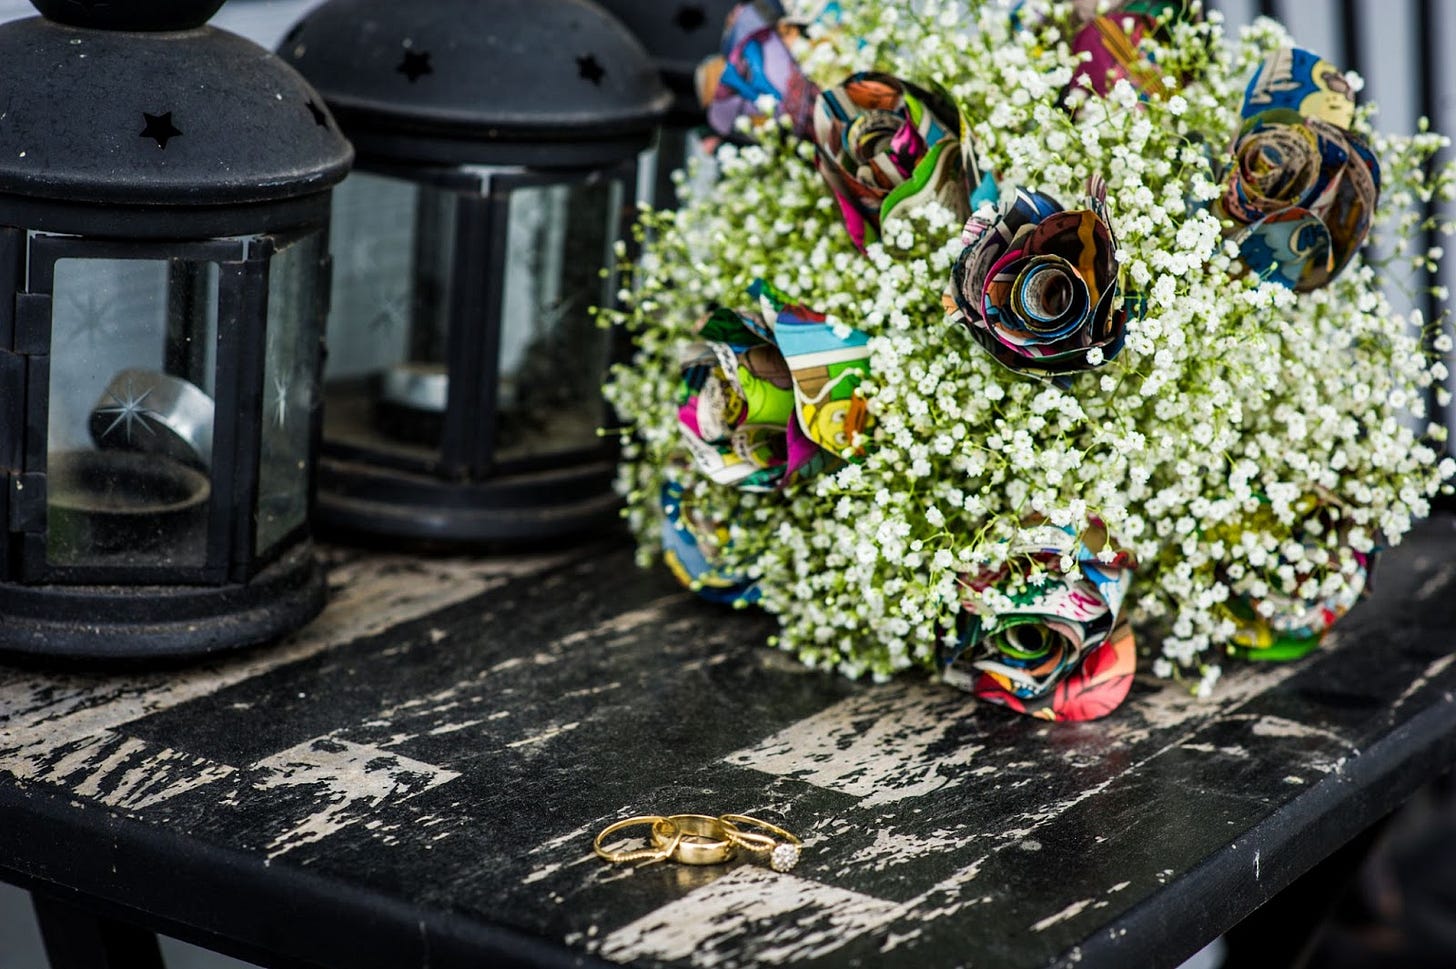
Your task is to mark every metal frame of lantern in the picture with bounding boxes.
[280,0,671,547]
[0,1,352,659]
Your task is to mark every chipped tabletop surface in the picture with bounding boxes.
[3,519,1456,969]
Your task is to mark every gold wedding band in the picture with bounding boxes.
[720,813,803,872]
[650,814,736,865]
[594,815,682,865]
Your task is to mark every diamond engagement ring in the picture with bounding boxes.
[719,814,802,872]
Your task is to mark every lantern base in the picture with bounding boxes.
[0,544,327,661]
[316,455,621,548]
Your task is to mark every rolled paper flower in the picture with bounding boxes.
[676,280,872,491]
[944,176,1128,380]
[1219,492,1371,662]
[696,0,820,141]
[1069,0,1188,99]
[1242,46,1357,128]
[1216,47,1380,292]
[660,480,761,605]
[812,72,997,252]
[939,522,1136,722]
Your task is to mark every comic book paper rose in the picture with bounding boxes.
[660,480,761,606]
[696,0,820,141]
[812,72,997,252]
[1216,47,1380,292]
[1068,0,1189,98]
[1218,491,1371,661]
[676,281,872,492]
[939,522,1136,722]
[1011,1,1192,105]
[944,177,1128,380]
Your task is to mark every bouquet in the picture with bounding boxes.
[605,0,1455,721]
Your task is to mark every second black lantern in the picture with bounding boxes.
[279,0,671,546]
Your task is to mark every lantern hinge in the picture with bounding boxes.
[0,349,21,471]
[13,292,51,355]
[7,472,44,533]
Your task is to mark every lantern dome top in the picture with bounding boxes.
[0,9,353,214]
[278,0,673,168]
[593,0,738,119]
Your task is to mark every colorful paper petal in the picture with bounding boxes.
[973,620,1137,722]
[660,481,761,606]
[940,522,1137,721]
[1242,47,1356,129]
[945,179,1129,378]
[699,1,821,140]
[675,283,872,492]
[1071,14,1167,99]
[1220,49,1376,291]
[812,73,973,250]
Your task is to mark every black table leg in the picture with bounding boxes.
[31,893,165,969]
[1222,818,1389,969]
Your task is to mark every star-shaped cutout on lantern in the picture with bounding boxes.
[674,5,706,31]
[397,49,433,83]
[139,111,182,149]
[95,376,160,443]
[576,54,605,86]
[305,99,329,127]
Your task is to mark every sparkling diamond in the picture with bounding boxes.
[769,842,801,873]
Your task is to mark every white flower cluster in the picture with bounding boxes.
[603,0,1455,691]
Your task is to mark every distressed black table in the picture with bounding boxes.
[2,516,1456,969]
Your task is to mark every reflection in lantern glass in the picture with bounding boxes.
[46,257,219,568]
[495,177,620,463]
[258,233,326,557]
[323,171,455,464]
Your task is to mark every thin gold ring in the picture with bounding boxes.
[650,814,736,865]
[720,814,802,872]
[594,815,682,865]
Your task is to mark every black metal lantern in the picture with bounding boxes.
[595,0,739,208]
[279,0,671,546]
[0,0,353,658]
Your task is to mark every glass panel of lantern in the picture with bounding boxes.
[321,172,452,469]
[45,254,220,570]
[497,176,622,462]
[259,231,329,557]
[8,228,333,620]
[322,167,626,476]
